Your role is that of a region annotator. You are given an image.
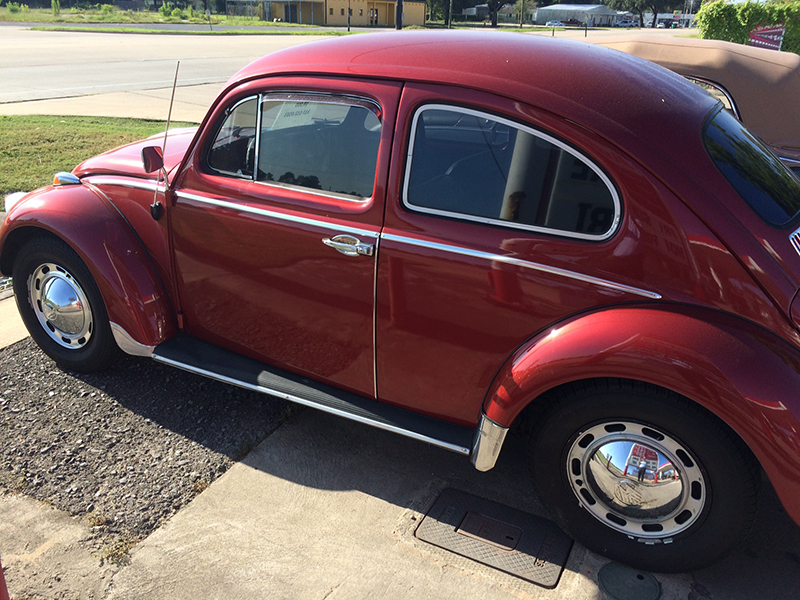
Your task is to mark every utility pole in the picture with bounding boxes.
[396,0,403,29]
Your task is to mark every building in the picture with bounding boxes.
[535,4,618,26]
[240,0,426,27]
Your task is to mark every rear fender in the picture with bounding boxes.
[484,305,800,524]
[0,184,176,350]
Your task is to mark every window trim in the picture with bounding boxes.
[401,104,622,242]
[203,91,383,204]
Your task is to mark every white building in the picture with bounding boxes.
[535,4,618,26]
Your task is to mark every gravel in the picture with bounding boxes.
[0,337,292,563]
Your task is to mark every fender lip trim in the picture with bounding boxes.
[111,322,155,357]
[471,413,509,472]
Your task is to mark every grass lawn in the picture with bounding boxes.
[0,115,194,207]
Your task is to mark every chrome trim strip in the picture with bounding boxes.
[174,190,379,239]
[110,323,155,357]
[402,104,622,242]
[382,232,662,299]
[152,353,471,456]
[84,176,165,193]
[471,413,509,471]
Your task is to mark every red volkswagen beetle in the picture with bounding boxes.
[3,31,800,573]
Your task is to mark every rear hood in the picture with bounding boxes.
[73,127,198,180]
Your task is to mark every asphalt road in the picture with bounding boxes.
[0,24,326,104]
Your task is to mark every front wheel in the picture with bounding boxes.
[13,236,118,372]
[528,380,759,572]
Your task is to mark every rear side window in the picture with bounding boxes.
[704,109,800,226]
[403,105,620,240]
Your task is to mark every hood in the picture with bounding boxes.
[73,127,199,180]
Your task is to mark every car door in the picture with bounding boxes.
[170,77,401,398]
[376,84,669,426]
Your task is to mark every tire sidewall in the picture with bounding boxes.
[13,237,116,372]
[530,383,756,572]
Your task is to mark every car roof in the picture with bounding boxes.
[594,35,800,152]
[228,31,718,179]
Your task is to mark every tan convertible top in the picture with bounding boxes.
[595,36,800,154]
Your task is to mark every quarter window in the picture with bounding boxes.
[206,97,258,178]
[403,106,620,239]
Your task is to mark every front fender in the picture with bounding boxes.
[484,304,800,524]
[0,183,176,349]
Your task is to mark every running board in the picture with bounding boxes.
[152,335,474,456]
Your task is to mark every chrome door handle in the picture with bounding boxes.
[322,234,374,257]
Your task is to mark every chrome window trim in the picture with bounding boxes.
[174,190,379,239]
[152,352,471,456]
[402,104,622,242]
[684,76,740,120]
[381,232,661,299]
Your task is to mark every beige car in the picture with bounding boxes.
[596,36,800,173]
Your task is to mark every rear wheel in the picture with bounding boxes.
[13,236,117,372]
[528,380,759,572]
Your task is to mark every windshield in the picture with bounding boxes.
[704,109,800,227]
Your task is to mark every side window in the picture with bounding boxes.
[403,105,620,240]
[206,97,258,178]
[256,95,381,199]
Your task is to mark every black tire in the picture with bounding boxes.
[528,380,759,573]
[13,236,118,372]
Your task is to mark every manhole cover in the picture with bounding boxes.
[415,488,573,589]
[597,562,660,600]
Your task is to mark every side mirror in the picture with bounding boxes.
[142,146,164,174]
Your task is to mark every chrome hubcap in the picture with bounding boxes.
[566,420,705,541]
[28,262,93,349]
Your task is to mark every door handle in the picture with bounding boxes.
[322,234,374,257]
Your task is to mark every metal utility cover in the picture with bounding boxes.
[415,488,573,589]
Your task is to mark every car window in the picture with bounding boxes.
[256,94,381,199]
[206,96,258,178]
[403,105,620,240]
[704,108,800,226]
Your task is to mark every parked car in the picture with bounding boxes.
[595,35,800,174]
[616,20,637,27]
[545,20,565,27]
[4,31,800,573]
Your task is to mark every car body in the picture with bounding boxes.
[595,35,800,173]
[545,20,565,27]
[3,31,800,573]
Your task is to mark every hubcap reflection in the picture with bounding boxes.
[565,420,705,540]
[28,262,93,349]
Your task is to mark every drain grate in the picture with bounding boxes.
[415,488,573,589]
